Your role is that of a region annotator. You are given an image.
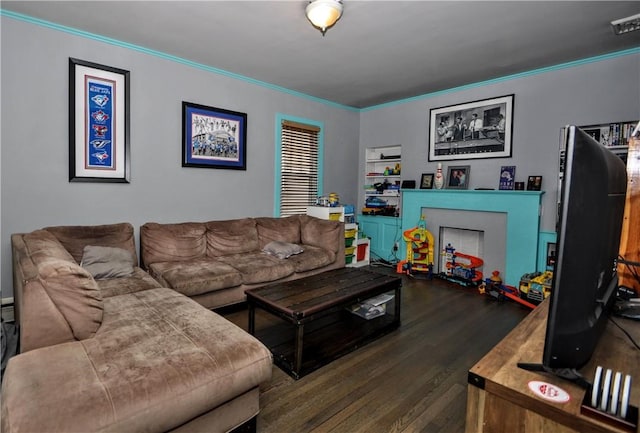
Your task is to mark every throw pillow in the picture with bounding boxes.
[81,245,135,279]
[262,241,304,259]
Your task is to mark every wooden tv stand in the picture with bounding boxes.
[465,300,640,433]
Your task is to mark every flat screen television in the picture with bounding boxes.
[519,125,627,383]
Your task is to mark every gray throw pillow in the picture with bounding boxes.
[262,241,304,259]
[81,245,135,279]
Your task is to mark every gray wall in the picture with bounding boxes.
[0,17,360,298]
[359,53,640,234]
[2,15,639,301]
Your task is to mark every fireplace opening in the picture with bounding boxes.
[439,227,484,282]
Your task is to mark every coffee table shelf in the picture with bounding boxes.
[246,268,401,379]
[254,299,398,379]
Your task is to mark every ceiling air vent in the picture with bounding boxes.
[611,13,640,35]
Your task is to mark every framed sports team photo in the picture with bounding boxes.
[69,58,130,182]
[428,94,514,162]
[182,101,247,170]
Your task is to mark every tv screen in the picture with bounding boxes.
[543,125,627,370]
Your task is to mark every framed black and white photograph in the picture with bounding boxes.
[69,58,130,182]
[182,101,247,170]
[446,165,470,189]
[527,175,543,191]
[428,94,514,161]
[420,173,434,189]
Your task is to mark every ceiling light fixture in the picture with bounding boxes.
[611,13,640,35]
[306,0,343,36]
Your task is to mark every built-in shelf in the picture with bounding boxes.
[364,145,402,216]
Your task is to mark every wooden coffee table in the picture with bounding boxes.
[246,267,401,379]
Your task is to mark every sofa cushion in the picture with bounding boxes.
[255,216,301,248]
[218,252,295,284]
[300,214,343,254]
[147,259,243,297]
[38,259,103,340]
[262,241,304,259]
[96,268,163,298]
[141,222,207,265]
[287,245,335,272]
[1,288,273,433]
[81,245,135,280]
[205,219,260,257]
[45,222,139,266]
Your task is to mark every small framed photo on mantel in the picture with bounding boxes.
[499,166,516,190]
[420,173,434,189]
[527,175,543,191]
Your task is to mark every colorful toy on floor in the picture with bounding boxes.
[396,216,434,277]
[438,243,483,286]
[519,270,553,304]
[479,270,537,309]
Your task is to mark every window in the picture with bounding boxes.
[276,115,323,217]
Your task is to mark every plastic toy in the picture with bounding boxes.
[438,243,483,286]
[396,216,434,277]
[479,270,537,309]
[519,270,553,304]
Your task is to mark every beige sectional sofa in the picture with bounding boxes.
[141,215,345,309]
[3,223,273,433]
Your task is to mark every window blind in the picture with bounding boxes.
[280,120,320,217]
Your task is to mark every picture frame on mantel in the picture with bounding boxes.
[527,175,543,191]
[446,165,470,189]
[428,94,514,162]
[420,173,434,189]
[182,101,247,170]
[69,58,130,183]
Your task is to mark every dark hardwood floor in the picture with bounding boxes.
[223,265,531,433]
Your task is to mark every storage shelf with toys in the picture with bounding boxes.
[363,145,402,217]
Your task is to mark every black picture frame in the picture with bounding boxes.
[527,175,543,191]
[428,94,514,161]
[446,165,470,189]
[182,101,247,170]
[420,173,434,189]
[69,58,130,182]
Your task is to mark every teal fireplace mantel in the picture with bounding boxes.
[401,189,545,286]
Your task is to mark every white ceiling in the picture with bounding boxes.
[3,1,640,108]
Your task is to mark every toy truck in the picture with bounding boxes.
[519,270,553,304]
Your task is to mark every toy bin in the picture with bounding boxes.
[345,246,356,256]
[357,243,368,261]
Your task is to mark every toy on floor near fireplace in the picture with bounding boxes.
[438,243,483,286]
[479,270,537,309]
[396,216,434,277]
[519,270,553,304]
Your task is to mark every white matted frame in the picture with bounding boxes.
[69,58,130,182]
[429,94,514,161]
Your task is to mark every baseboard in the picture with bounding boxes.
[1,297,15,323]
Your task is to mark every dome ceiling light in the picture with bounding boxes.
[306,0,343,36]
